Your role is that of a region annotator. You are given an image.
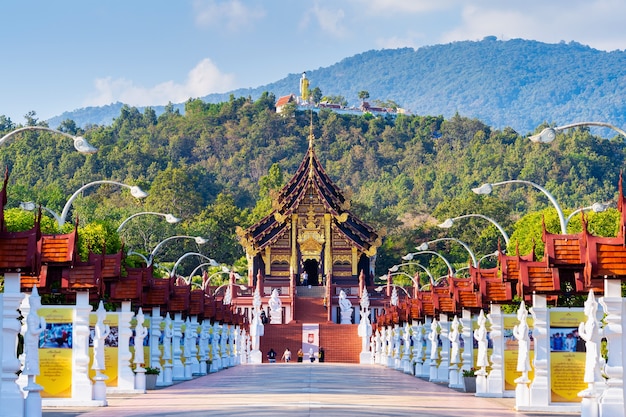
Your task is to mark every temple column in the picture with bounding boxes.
[528,294,549,408]
[486,304,505,397]
[1,273,25,417]
[598,279,625,417]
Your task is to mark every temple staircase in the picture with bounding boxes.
[294,286,327,323]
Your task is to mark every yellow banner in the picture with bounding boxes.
[38,307,74,398]
[550,352,586,402]
[550,310,585,328]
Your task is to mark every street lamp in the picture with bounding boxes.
[417,237,478,268]
[388,262,435,284]
[170,252,218,279]
[0,126,98,153]
[60,180,147,228]
[20,180,148,228]
[147,235,208,266]
[472,179,567,234]
[213,283,247,297]
[438,213,510,246]
[565,202,610,229]
[529,121,626,143]
[117,211,181,232]
[374,284,411,299]
[402,250,455,276]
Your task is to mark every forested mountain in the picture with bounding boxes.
[47,38,626,135]
[1,96,623,281]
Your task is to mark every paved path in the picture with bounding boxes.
[43,364,580,417]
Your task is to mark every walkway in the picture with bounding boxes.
[43,364,579,417]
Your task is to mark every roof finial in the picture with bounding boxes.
[308,110,314,149]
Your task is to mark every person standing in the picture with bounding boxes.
[309,347,315,363]
[302,270,308,286]
[297,348,304,362]
[282,348,292,362]
[318,347,325,363]
[267,348,277,363]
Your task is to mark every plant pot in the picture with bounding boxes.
[146,373,158,390]
[463,376,476,393]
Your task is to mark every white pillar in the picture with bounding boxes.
[529,294,550,407]
[72,292,94,402]
[460,309,474,378]
[598,279,625,417]
[486,304,505,397]
[0,273,25,417]
[198,320,210,375]
[160,314,173,386]
[149,307,162,379]
[436,313,450,383]
[189,316,200,375]
[172,313,184,380]
[115,302,135,392]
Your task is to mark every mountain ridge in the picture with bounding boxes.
[48,37,626,135]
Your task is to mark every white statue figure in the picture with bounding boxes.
[579,290,601,388]
[339,290,354,324]
[512,302,531,380]
[134,308,148,365]
[390,286,399,306]
[24,286,45,376]
[163,314,173,360]
[448,316,461,365]
[223,286,232,305]
[474,310,489,368]
[358,290,372,347]
[429,318,440,360]
[269,288,282,324]
[92,301,110,371]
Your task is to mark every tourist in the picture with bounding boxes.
[282,348,292,362]
[318,347,325,362]
[302,270,308,286]
[309,347,315,362]
[267,348,277,363]
[297,348,304,362]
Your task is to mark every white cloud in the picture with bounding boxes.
[193,0,265,31]
[351,0,456,15]
[85,58,236,107]
[301,3,347,38]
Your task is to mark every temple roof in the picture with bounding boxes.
[238,137,383,255]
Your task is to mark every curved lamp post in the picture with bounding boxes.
[529,121,626,143]
[59,180,147,228]
[170,252,218,279]
[417,237,478,268]
[438,213,510,246]
[374,284,411,298]
[22,180,148,228]
[565,202,610,228]
[117,211,181,232]
[213,283,247,296]
[472,179,567,234]
[388,262,435,284]
[148,235,208,266]
[0,126,98,153]
[19,201,64,225]
[402,250,455,276]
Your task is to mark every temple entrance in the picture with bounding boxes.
[303,259,319,286]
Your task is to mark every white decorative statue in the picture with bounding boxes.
[134,308,148,366]
[578,290,602,395]
[92,301,110,371]
[269,288,282,324]
[474,310,489,370]
[339,290,353,324]
[24,286,45,377]
[428,318,440,360]
[448,316,460,366]
[512,302,531,383]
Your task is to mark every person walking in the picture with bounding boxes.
[282,348,292,362]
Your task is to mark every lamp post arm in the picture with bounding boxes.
[170,252,217,279]
[0,126,98,153]
[389,262,435,284]
[59,180,147,229]
[149,235,208,265]
[556,122,626,138]
[117,211,180,232]
[492,179,566,234]
[442,213,510,246]
[422,237,478,268]
[405,250,455,276]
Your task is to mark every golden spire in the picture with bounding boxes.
[308,110,314,149]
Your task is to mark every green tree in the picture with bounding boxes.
[358,90,370,102]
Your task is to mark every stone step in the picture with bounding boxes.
[296,286,326,298]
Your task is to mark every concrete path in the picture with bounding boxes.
[43,364,580,417]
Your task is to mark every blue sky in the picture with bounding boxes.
[2,0,625,124]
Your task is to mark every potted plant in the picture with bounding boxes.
[462,368,476,393]
[145,366,160,390]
